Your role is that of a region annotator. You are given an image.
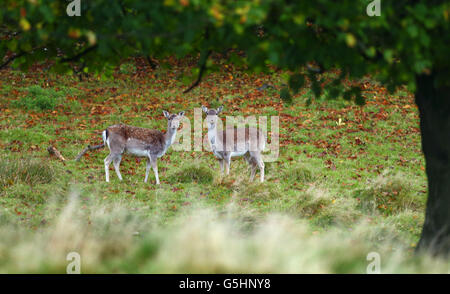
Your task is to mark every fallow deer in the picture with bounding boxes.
[102,111,185,184]
[202,106,265,182]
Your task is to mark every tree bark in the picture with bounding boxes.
[415,72,450,257]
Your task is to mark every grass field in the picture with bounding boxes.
[0,57,448,273]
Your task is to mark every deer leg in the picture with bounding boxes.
[224,153,231,175]
[113,155,123,181]
[249,162,257,182]
[251,152,265,183]
[259,161,265,183]
[244,153,251,164]
[257,158,265,183]
[144,157,151,183]
[219,159,224,174]
[104,154,112,182]
[151,158,160,185]
[244,153,254,181]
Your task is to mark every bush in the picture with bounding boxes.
[12,86,62,111]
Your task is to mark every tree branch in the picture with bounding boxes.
[183,49,211,94]
[146,55,158,69]
[75,144,105,161]
[60,45,98,63]
[0,52,25,71]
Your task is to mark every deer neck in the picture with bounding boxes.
[163,126,177,151]
[207,124,218,147]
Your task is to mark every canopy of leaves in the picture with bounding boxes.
[1,0,449,100]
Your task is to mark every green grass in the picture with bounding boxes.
[119,62,137,75]
[0,157,55,192]
[12,85,63,111]
[0,59,446,273]
[167,162,214,184]
[355,170,425,215]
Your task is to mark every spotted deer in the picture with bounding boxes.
[102,111,185,184]
[202,105,265,182]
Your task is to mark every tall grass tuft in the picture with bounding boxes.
[284,163,316,183]
[168,163,214,184]
[283,186,361,227]
[355,170,425,215]
[0,157,55,191]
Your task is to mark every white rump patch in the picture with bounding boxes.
[102,130,110,149]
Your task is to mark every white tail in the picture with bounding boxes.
[103,111,185,184]
[202,106,265,182]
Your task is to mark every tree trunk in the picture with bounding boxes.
[415,72,450,257]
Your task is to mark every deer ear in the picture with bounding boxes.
[178,111,185,117]
[202,106,208,114]
[217,106,223,114]
[163,110,170,118]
